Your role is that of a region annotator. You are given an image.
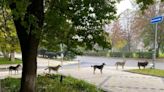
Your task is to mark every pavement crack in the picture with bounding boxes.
[98,76,111,87]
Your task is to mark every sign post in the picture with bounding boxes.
[151,16,163,68]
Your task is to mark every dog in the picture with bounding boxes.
[91,63,106,74]
[9,64,21,74]
[138,61,148,69]
[115,60,126,70]
[45,65,61,73]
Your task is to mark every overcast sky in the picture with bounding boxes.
[116,0,133,15]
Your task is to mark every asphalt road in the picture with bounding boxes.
[63,56,164,70]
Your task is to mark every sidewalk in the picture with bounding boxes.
[60,67,164,92]
[1,54,164,92]
[0,56,78,79]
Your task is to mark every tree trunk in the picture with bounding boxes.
[10,51,15,62]
[9,0,43,92]
[2,50,10,59]
[20,39,38,92]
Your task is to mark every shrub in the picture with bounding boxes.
[109,52,123,57]
[124,52,134,58]
[1,74,103,92]
[135,52,153,59]
[84,51,107,56]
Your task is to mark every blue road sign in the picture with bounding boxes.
[151,16,163,24]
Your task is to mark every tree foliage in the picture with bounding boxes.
[136,0,164,10]
[41,0,117,54]
[5,0,117,91]
[0,0,20,60]
[131,1,164,56]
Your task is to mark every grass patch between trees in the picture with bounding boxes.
[0,74,104,92]
[127,69,164,77]
[0,58,22,65]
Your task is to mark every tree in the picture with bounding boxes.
[7,0,117,92]
[116,9,141,52]
[0,0,20,61]
[110,20,127,51]
[132,1,164,57]
[8,0,44,92]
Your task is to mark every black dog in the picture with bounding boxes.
[9,64,21,74]
[138,61,148,69]
[91,63,106,74]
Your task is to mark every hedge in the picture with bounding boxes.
[84,51,153,59]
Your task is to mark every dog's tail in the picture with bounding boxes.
[115,62,117,66]
[44,67,48,70]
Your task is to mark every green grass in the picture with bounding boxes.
[0,58,22,65]
[159,53,164,58]
[127,69,164,77]
[0,74,104,92]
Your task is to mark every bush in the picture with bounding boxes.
[0,58,22,65]
[109,52,123,57]
[124,52,134,58]
[109,52,152,59]
[64,51,76,60]
[84,51,107,56]
[1,74,103,92]
[135,52,153,59]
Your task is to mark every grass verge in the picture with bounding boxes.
[127,69,164,77]
[0,74,104,92]
[0,58,22,65]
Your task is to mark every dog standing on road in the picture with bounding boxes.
[45,65,61,73]
[9,64,21,74]
[115,60,126,70]
[138,61,148,69]
[91,63,106,74]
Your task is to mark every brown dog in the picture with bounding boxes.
[45,65,61,73]
[115,60,126,70]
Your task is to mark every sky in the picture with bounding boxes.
[104,0,133,33]
[116,0,133,15]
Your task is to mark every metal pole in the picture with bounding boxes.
[48,59,50,67]
[152,23,158,68]
[78,60,80,71]
[60,44,63,65]
[152,0,160,69]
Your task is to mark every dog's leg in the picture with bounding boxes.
[49,69,51,74]
[93,67,95,74]
[116,65,118,70]
[9,70,10,75]
[138,65,140,69]
[100,69,102,74]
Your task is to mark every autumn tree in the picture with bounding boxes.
[110,20,126,51]
[133,1,164,57]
